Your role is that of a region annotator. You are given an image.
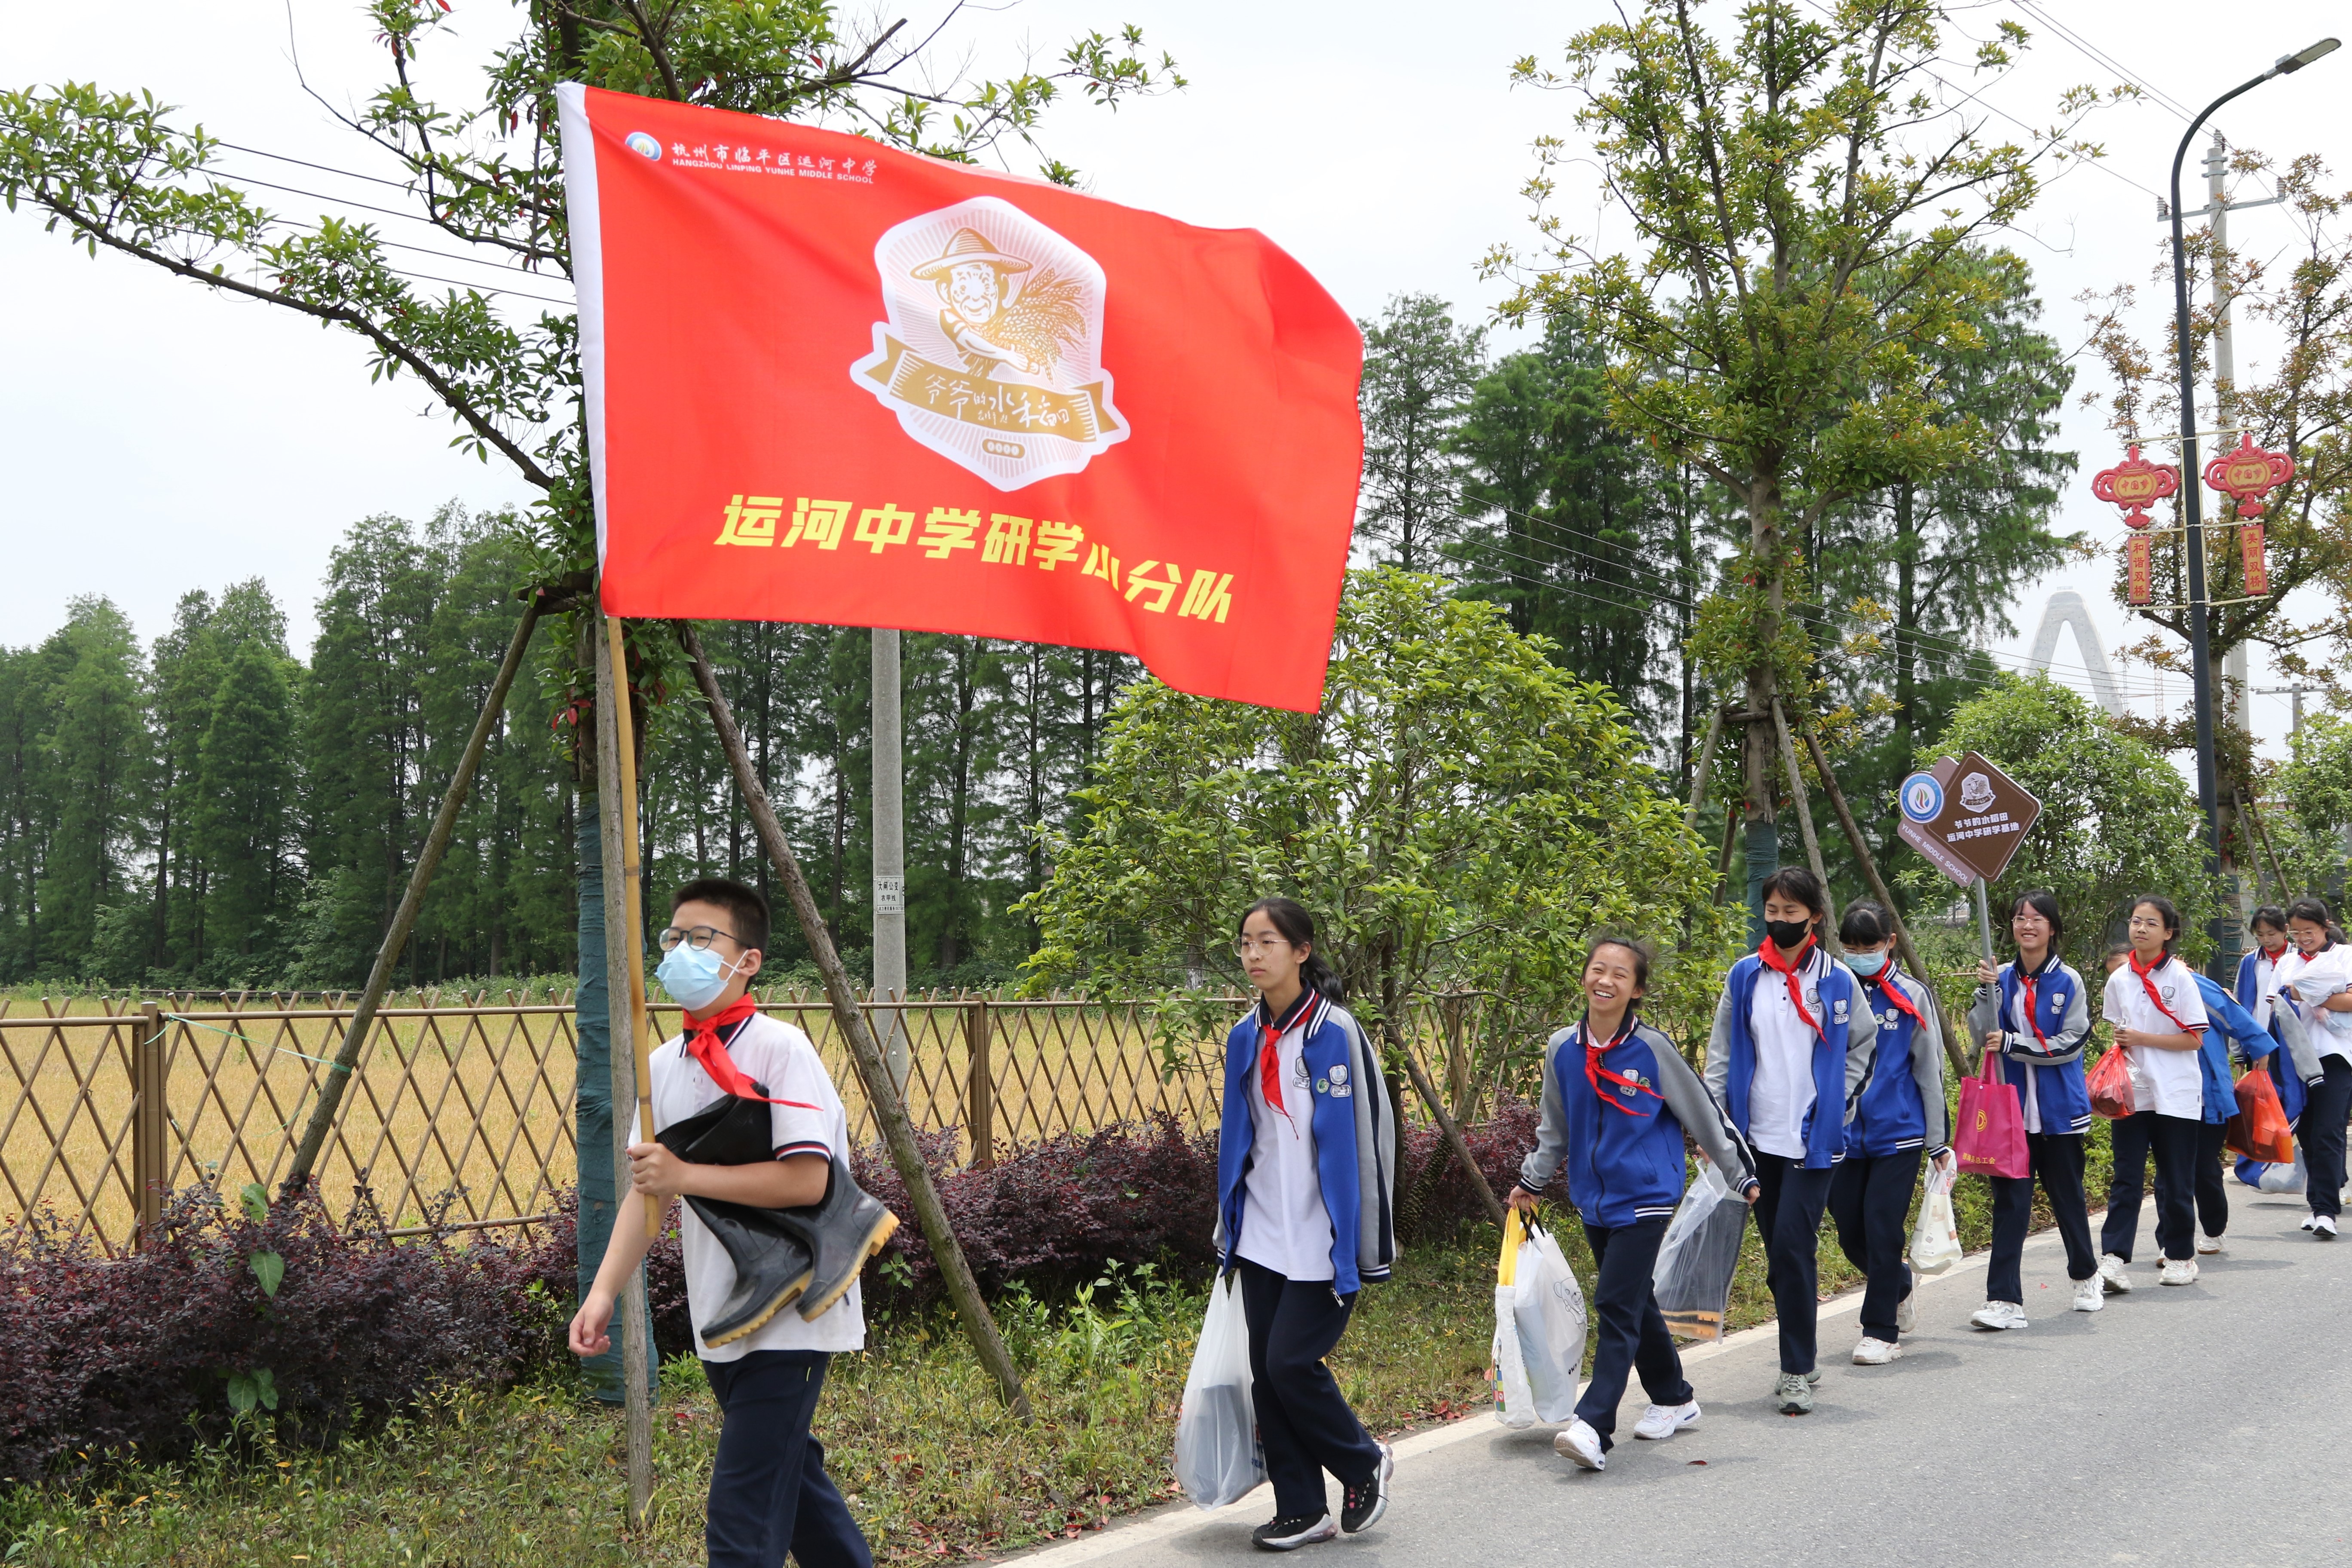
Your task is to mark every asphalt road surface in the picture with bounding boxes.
[1034,1186,2352,1568]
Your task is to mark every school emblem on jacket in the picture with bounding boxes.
[1328,1062,1352,1098]
[1832,997,1849,1023]
[850,196,1127,490]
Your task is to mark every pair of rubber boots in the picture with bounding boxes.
[655,1087,900,1346]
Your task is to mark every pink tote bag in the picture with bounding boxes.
[1954,1046,2029,1179]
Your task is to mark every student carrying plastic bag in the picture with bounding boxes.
[1651,1163,1747,1341]
[1909,1157,1962,1275]
[1489,1209,1585,1427]
[1173,1271,1264,1509]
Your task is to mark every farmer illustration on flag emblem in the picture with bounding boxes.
[851,195,1128,490]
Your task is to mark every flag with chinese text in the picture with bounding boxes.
[557,84,1362,712]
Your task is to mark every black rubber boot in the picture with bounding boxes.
[658,1088,815,1345]
[775,1151,900,1321]
[686,1195,816,1346]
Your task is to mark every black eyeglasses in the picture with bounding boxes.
[657,924,744,953]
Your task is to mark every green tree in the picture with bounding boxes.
[1357,294,1487,573]
[2266,714,2352,900]
[39,597,151,970]
[1488,0,2109,928]
[193,637,299,977]
[1449,316,1703,756]
[1020,569,1738,1074]
[1919,674,2215,970]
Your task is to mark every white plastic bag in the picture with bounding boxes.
[1173,1271,1263,1509]
[1489,1209,1536,1427]
[1910,1159,1962,1276]
[1511,1218,1586,1424]
[1652,1164,1746,1341]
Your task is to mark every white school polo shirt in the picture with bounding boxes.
[649,1011,865,1359]
[2102,957,2209,1120]
[1237,1009,1335,1282]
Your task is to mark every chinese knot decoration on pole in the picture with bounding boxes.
[2201,432,2293,599]
[2092,443,2180,606]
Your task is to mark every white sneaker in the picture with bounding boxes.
[2098,1253,2134,1294]
[2302,1214,2320,1232]
[1895,1284,1917,1334]
[2196,1233,2223,1255]
[1631,1400,1700,1441]
[2159,1257,2200,1285]
[1553,1418,1605,1470]
[1851,1336,1903,1365]
[1969,1300,2027,1330]
[2072,1277,2103,1312]
[2315,1214,2339,1240]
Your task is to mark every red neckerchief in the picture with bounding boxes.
[2128,950,2198,1035]
[681,993,821,1107]
[1870,962,1925,1028]
[1757,936,1823,1038]
[2014,955,2055,1049]
[1255,989,1314,1134]
[1581,1013,1659,1116]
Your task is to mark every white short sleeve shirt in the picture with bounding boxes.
[649,1011,864,1359]
[2103,957,2210,1120]
[2283,944,2352,1063]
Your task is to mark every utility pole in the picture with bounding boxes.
[870,629,909,1090]
[2256,683,2312,753]
[2164,36,2339,979]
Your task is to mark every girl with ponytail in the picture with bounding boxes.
[1212,898,1398,1548]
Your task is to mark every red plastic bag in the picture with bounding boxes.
[2227,1068,2294,1164]
[2086,1044,2136,1120]
[1955,1045,2029,1179]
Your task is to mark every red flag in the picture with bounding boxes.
[557,84,1362,713]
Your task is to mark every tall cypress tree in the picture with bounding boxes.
[39,597,150,970]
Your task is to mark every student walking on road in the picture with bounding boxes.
[2099,935,2245,1279]
[1214,898,1397,1551]
[2240,908,2316,1133]
[1825,902,1949,1366]
[2095,897,2211,1289]
[1703,868,1876,1415]
[1966,890,2101,1326]
[1508,937,1758,1470]
[2277,898,2352,1238]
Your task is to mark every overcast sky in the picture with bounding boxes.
[4,0,2346,766]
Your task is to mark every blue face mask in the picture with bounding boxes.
[655,942,744,1011]
[1846,949,1889,977]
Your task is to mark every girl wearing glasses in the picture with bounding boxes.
[1965,890,2100,1325]
[1213,898,1397,1550]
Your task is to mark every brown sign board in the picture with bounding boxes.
[1895,752,2042,889]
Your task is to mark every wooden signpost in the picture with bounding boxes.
[1897,752,2042,971]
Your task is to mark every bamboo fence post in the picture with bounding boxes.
[678,623,1032,1420]
[967,998,995,1170]
[597,615,657,1526]
[134,1002,165,1247]
[1798,717,1969,1078]
[283,591,548,1194]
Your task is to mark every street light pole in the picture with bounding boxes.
[2168,37,2337,970]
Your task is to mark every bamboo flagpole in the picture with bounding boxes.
[595,613,656,1525]
[605,616,661,1235]
[677,623,1032,1418]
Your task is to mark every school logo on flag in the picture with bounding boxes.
[851,197,1127,490]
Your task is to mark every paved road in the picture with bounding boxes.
[1036,1188,2352,1568]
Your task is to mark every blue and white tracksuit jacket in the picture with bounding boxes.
[1844,965,1952,1159]
[1966,955,2092,1135]
[1214,989,1397,1293]
[1703,947,1877,1170]
[1517,1015,1757,1230]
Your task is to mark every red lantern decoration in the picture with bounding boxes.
[2092,443,2179,530]
[2202,432,2295,519]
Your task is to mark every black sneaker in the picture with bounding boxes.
[1341,1442,1393,1532]
[1251,1515,1337,1551]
